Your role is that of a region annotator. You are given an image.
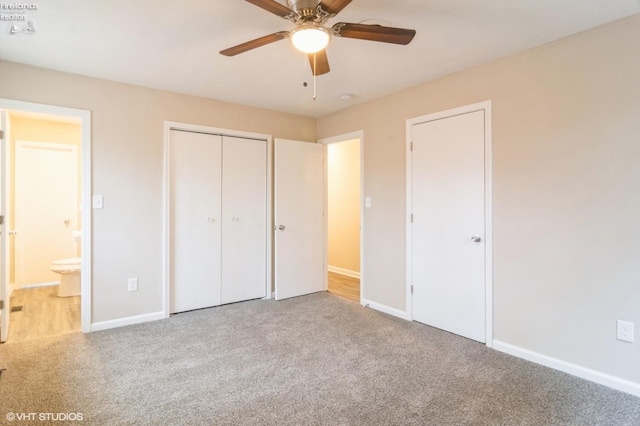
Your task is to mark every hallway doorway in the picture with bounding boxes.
[321,132,363,303]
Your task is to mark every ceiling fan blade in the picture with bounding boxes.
[319,0,352,15]
[245,0,295,18]
[332,22,416,45]
[220,32,289,56]
[308,49,330,76]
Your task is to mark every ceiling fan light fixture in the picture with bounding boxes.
[290,23,331,54]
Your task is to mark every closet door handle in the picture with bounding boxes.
[278,225,285,231]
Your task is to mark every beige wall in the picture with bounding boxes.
[318,14,640,384]
[0,60,316,323]
[327,139,360,274]
[8,116,82,283]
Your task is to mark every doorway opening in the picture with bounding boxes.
[320,132,364,304]
[0,99,92,343]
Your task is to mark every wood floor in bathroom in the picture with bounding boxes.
[7,285,81,343]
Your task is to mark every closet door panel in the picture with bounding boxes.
[170,130,222,313]
[193,134,223,310]
[221,137,267,304]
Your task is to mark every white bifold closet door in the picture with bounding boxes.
[221,136,267,304]
[170,131,223,313]
[169,130,266,314]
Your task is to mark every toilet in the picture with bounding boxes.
[51,230,82,297]
[51,258,82,297]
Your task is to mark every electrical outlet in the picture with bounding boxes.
[617,320,634,343]
[128,278,138,292]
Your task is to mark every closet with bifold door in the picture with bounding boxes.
[169,129,267,314]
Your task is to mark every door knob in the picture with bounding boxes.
[471,235,482,243]
[8,230,17,236]
[278,225,285,231]
[64,219,70,225]
[207,217,215,222]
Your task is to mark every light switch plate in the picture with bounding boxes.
[92,195,104,209]
[128,278,138,292]
[365,196,372,208]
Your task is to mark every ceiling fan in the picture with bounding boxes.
[220,0,416,76]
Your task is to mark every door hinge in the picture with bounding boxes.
[0,215,3,225]
[411,285,414,295]
[410,213,413,223]
[0,300,4,310]
[0,130,4,140]
[410,142,413,152]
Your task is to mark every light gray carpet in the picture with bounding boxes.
[1,292,639,425]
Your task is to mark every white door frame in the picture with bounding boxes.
[0,98,92,334]
[162,121,273,318]
[0,109,11,342]
[406,101,493,347]
[318,130,365,304]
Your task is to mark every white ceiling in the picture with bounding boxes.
[1,1,638,117]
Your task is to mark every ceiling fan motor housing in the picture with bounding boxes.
[286,0,332,24]
[286,0,321,13]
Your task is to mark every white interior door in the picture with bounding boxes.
[274,139,325,300]
[169,130,222,313]
[221,136,267,304]
[411,110,486,342]
[1,111,10,342]
[15,141,78,287]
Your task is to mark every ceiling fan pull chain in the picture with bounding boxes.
[313,52,317,100]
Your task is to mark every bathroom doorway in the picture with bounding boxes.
[320,132,363,303]
[0,99,92,343]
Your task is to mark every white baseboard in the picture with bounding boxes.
[493,340,640,398]
[328,265,360,279]
[362,299,411,321]
[91,311,166,332]
[20,281,59,289]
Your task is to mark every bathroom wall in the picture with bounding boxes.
[327,139,360,275]
[8,115,82,285]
